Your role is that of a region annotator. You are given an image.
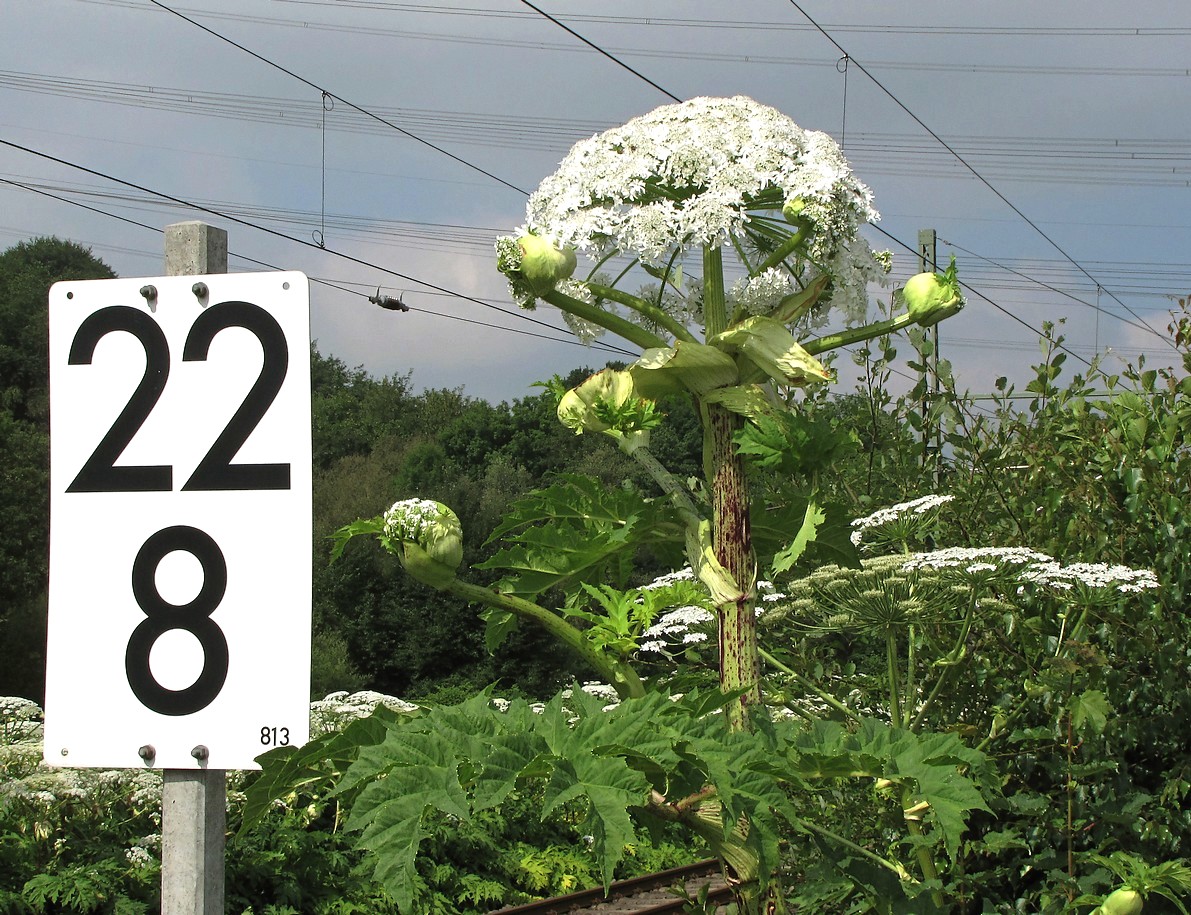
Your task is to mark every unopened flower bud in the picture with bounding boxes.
[902,255,964,327]
[515,232,577,295]
[383,499,463,588]
[782,195,808,224]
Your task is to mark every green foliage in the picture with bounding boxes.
[242,686,994,913]
[734,409,856,481]
[0,236,115,423]
[2,695,693,914]
[478,474,684,598]
[0,237,115,701]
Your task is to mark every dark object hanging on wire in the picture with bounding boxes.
[369,287,409,312]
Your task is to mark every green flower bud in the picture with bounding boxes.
[516,232,577,295]
[557,369,658,453]
[902,254,964,327]
[1100,888,1143,915]
[782,195,808,224]
[383,499,463,588]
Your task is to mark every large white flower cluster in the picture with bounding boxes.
[521,95,886,323]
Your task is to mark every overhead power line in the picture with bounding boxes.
[9,70,1191,188]
[260,2,1191,37]
[0,139,637,359]
[143,0,527,196]
[14,0,1172,378]
[516,0,682,103]
[82,1,1191,79]
[782,0,1177,354]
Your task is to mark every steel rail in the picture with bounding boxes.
[490,858,732,914]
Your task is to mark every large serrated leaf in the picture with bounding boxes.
[542,752,651,888]
[752,492,861,573]
[478,474,681,596]
[770,499,826,574]
[241,707,401,833]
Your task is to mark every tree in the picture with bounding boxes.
[0,237,115,700]
[0,237,115,423]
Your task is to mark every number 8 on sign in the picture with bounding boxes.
[125,526,230,717]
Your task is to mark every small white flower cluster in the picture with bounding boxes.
[850,494,955,547]
[639,605,715,656]
[555,278,607,342]
[757,579,788,604]
[383,498,442,543]
[731,268,794,316]
[519,96,885,325]
[126,844,155,868]
[310,690,419,737]
[640,567,697,589]
[559,681,622,711]
[1019,561,1160,595]
[0,695,42,742]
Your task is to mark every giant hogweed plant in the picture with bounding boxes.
[250,96,972,914]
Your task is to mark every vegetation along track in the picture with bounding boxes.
[489,859,732,914]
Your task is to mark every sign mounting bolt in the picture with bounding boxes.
[137,744,156,763]
[192,282,209,300]
[139,285,158,312]
[191,745,209,761]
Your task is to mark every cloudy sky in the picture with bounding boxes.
[5,0,1191,403]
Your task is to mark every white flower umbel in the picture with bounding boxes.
[731,268,794,316]
[638,605,715,658]
[309,690,419,737]
[513,95,887,326]
[1019,561,1160,598]
[902,546,1054,586]
[850,494,955,549]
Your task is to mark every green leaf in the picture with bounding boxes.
[478,474,681,596]
[752,491,861,571]
[770,499,826,574]
[1071,688,1112,736]
[328,517,385,563]
[789,720,993,861]
[701,384,776,421]
[241,707,399,832]
[479,607,518,652]
[712,316,832,386]
[629,341,740,398]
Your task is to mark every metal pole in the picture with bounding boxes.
[160,220,227,915]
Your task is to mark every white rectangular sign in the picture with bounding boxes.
[44,272,313,770]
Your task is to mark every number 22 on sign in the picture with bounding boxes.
[43,273,312,771]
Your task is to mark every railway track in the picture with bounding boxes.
[490,859,733,914]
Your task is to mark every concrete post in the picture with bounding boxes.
[165,221,228,277]
[160,220,227,915]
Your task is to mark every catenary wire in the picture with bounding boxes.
[8,70,1191,187]
[12,3,1161,378]
[513,0,1119,371]
[516,0,682,103]
[76,1,1191,79]
[0,140,637,358]
[143,0,528,196]
[782,0,1176,352]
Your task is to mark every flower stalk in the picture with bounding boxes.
[446,579,646,701]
